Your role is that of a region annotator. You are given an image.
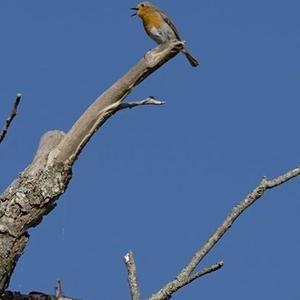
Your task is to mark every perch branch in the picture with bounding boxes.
[148,167,300,300]
[0,93,22,144]
[48,40,183,166]
[124,251,141,300]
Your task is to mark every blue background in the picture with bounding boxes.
[1,1,300,299]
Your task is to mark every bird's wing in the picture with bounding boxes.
[155,8,182,40]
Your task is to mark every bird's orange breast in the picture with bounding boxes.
[140,11,164,32]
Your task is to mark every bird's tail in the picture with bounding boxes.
[181,47,199,67]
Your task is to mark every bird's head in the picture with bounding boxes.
[131,2,156,17]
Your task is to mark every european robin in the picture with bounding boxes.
[131,2,199,67]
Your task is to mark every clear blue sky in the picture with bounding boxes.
[1,0,300,299]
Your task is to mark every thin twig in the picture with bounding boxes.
[55,279,63,297]
[182,261,224,288]
[119,97,165,110]
[124,250,141,300]
[148,167,300,300]
[103,97,164,116]
[0,93,22,144]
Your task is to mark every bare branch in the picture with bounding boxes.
[178,167,300,277]
[264,167,300,187]
[124,251,141,300]
[93,96,164,118]
[0,93,22,144]
[119,97,165,110]
[148,167,300,300]
[48,40,183,166]
[181,261,224,288]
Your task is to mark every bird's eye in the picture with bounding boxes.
[141,3,144,7]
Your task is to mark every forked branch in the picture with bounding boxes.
[48,41,183,166]
[144,167,300,300]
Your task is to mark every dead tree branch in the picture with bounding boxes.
[119,97,165,110]
[183,261,224,286]
[124,251,141,300]
[0,41,182,294]
[0,93,22,144]
[147,167,300,300]
[48,41,183,166]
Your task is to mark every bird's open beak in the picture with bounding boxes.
[131,7,138,16]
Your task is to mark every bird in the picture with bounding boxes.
[131,2,199,67]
